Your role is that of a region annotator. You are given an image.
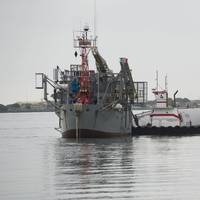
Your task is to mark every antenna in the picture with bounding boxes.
[156,70,158,90]
[165,74,168,92]
[94,0,97,39]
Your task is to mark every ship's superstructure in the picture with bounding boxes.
[150,88,182,127]
[35,26,147,138]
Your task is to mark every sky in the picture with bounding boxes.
[1,0,200,104]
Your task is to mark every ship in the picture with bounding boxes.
[35,25,147,138]
[149,88,183,127]
[134,72,191,127]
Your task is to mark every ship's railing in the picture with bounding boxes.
[63,66,95,80]
[70,64,81,71]
[73,34,97,48]
[53,65,95,84]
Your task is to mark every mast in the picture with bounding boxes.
[156,70,159,91]
[152,70,168,108]
[165,74,168,92]
[73,25,96,104]
[94,0,97,39]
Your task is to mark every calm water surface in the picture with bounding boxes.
[0,112,200,200]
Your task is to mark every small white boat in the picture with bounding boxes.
[150,89,182,127]
[135,73,192,127]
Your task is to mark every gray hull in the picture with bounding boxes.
[58,104,132,138]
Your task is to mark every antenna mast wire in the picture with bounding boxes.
[94,0,97,40]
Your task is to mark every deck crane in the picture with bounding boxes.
[92,47,111,74]
[120,58,137,104]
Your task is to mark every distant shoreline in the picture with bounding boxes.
[0,102,54,113]
[0,110,54,113]
[1,98,200,113]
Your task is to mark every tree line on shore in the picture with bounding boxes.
[0,98,200,113]
[0,102,54,113]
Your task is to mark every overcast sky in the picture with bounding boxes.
[1,0,200,104]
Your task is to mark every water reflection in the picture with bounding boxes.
[54,138,136,199]
[53,136,200,200]
[1,111,200,200]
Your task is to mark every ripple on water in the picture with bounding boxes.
[0,113,200,200]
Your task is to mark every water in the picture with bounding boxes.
[1,112,200,200]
